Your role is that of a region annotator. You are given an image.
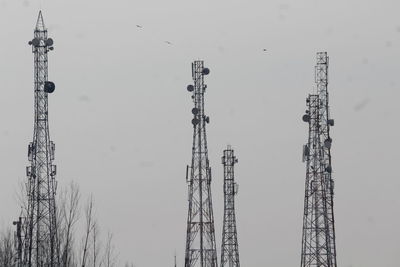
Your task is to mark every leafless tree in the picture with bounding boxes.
[59,182,81,267]
[102,232,117,267]
[80,195,96,267]
[9,181,124,267]
[92,221,101,267]
[0,228,15,266]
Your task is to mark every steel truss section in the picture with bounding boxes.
[220,146,240,267]
[300,52,337,267]
[184,61,218,267]
[21,11,60,267]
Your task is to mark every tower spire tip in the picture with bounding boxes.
[35,10,45,30]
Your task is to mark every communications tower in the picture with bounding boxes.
[22,11,59,267]
[220,146,240,267]
[184,61,218,267]
[300,52,337,267]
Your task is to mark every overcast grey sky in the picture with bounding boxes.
[0,0,400,266]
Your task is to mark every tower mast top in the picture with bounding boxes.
[35,11,46,31]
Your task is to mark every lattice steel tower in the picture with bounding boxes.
[22,11,59,267]
[220,146,240,267]
[184,61,218,267]
[300,52,337,267]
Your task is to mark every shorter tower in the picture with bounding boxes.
[220,146,240,267]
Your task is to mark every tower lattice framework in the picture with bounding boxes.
[22,11,59,267]
[184,61,218,267]
[300,52,337,267]
[220,146,240,267]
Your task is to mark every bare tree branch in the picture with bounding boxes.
[81,195,95,267]
[92,221,101,267]
[102,232,117,267]
[0,228,15,266]
[59,182,81,267]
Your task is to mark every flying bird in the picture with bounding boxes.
[165,41,172,45]
[263,48,267,52]
[136,25,143,28]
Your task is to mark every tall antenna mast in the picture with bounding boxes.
[220,146,240,267]
[22,11,59,267]
[300,52,337,267]
[184,60,218,267]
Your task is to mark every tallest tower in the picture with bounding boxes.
[23,11,59,267]
[300,52,337,267]
[184,61,218,267]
